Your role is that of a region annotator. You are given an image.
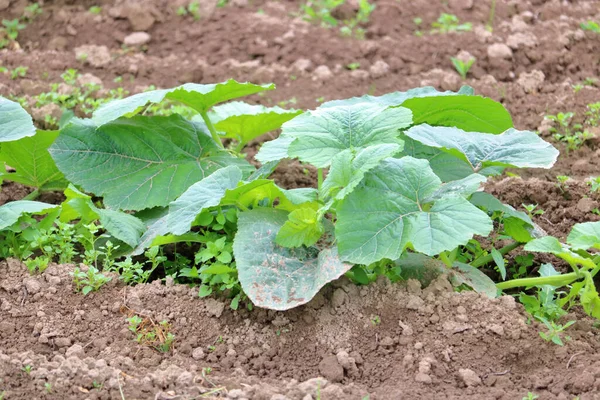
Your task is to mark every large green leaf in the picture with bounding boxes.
[320,86,472,108]
[0,97,36,142]
[525,236,596,269]
[257,103,411,168]
[208,102,302,147]
[567,222,600,251]
[405,124,559,171]
[336,157,492,264]
[0,130,67,190]
[0,201,58,230]
[92,80,274,125]
[402,95,513,134]
[320,143,402,201]
[255,136,294,164]
[50,115,251,211]
[60,185,145,247]
[233,208,352,310]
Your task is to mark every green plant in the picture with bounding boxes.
[486,0,496,31]
[10,66,28,80]
[370,315,381,326]
[413,17,423,36]
[546,111,592,152]
[431,13,472,34]
[177,1,201,20]
[586,102,600,126]
[24,3,43,20]
[537,317,575,346]
[125,313,175,352]
[522,204,544,218]
[451,57,475,80]
[587,177,600,193]
[556,175,569,193]
[44,382,52,393]
[70,266,112,295]
[89,6,102,15]
[522,393,539,400]
[21,365,32,374]
[581,20,600,33]
[301,0,375,39]
[346,62,360,70]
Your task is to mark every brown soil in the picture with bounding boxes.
[2,0,600,398]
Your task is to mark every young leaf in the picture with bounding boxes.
[491,247,506,280]
[233,208,352,310]
[92,80,275,125]
[336,157,492,264]
[0,130,67,190]
[567,221,600,250]
[405,124,559,171]
[0,201,58,230]
[50,115,252,211]
[402,95,513,134]
[258,103,411,168]
[0,97,36,142]
[208,102,303,147]
[320,143,402,201]
[275,207,323,247]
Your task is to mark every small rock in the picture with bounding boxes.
[380,336,395,347]
[48,36,69,51]
[459,368,482,387]
[65,344,85,359]
[126,7,155,31]
[474,26,492,43]
[448,0,473,10]
[54,337,72,348]
[0,0,9,11]
[415,372,432,384]
[298,377,328,395]
[66,25,77,36]
[517,70,545,93]
[487,43,513,59]
[293,58,312,73]
[320,385,344,400]
[369,60,390,79]
[23,278,42,294]
[76,73,103,87]
[318,356,344,383]
[577,197,598,213]
[406,295,424,310]
[313,65,333,81]
[487,324,504,336]
[350,70,369,80]
[124,32,151,46]
[192,347,205,360]
[74,45,111,68]
[205,299,225,317]
[572,159,591,174]
[228,388,247,399]
[331,288,347,308]
[507,32,538,49]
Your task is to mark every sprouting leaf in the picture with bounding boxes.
[208,101,303,147]
[0,130,67,190]
[0,201,58,230]
[0,97,36,142]
[92,80,274,125]
[60,185,145,247]
[50,115,252,211]
[257,103,411,168]
[405,124,559,171]
[320,143,402,201]
[233,208,352,310]
[491,248,506,280]
[336,157,492,265]
[275,207,323,247]
[567,221,600,250]
[402,95,513,134]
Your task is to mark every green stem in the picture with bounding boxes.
[487,0,496,31]
[317,168,323,191]
[200,111,224,149]
[439,251,453,267]
[471,241,521,268]
[23,189,40,201]
[496,272,581,291]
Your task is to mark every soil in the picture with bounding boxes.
[2,0,600,398]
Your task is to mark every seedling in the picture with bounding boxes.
[70,266,112,295]
[370,315,381,326]
[522,393,539,400]
[346,62,360,71]
[536,316,574,346]
[586,102,600,126]
[451,56,475,80]
[581,20,600,33]
[486,0,497,31]
[10,66,28,80]
[24,3,43,20]
[2,19,26,40]
[546,112,591,152]
[177,1,201,20]
[21,365,33,374]
[587,177,600,193]
[556,175,569,193]
[522,204,544,218]
[44,383,52,393]
[301,0,375,39]
[431,13,472,34]
[89,6,102,15]
[122,307,175,352]
[413,17,423,36]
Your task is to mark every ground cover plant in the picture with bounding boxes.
[3,80,600,325]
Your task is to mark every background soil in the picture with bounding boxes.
[2,0,600,398]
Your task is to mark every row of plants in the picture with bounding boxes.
[0,81,598,340]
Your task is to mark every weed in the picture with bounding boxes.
[522,393,539,400]
[537,317,575,346]
[44,382,52,393]
[123,307,175,352]
[301,0,375,39]
[70,266,112,295]
[177,1,201,20]
[346,62,360,70]
[21,365,33,374]
[89,6,102,15]
[413,17,423,36]
[586,102,600,126]
[431,13,472,34]
[522,204,544,219]
[10,66,28,80]
[92,381,103,390]
[556,175,569,193]
[370,315,381,326]
[24,3,43,20]
[587,177,600,193]
[451,56,475,80]
[546,111,592,152]
[581,20,600,33]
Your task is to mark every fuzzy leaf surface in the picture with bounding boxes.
[92,80,274,125]
[233,208,352,310]
[336,157,492,264]
[0,130,67,190]
[0,97,36,142]
[50,115,251,211]
[405,124,559,171]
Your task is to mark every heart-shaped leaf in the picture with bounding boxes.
[0,97,36,142]
[233,208,352,310]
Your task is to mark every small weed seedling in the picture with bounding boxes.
[89,6,102,15]
[586,102,600,126]
[546,111,592,152]
[122,307,175,352]
[10,66,28,80]
[44,382,52,393]
[522,204,544,219]
[24,3,43,20]
[431,13,472,34]
[451,56,475,80]
[21,365,33,374]
[536,317,575,346]
[413,17,423,36]
[177,1,201,20]
[556,175,569,194]
[346,62,360,71]
[581,20,600,33]
[587,177,600,193]
[70,266,112,295]
[370,315,381,326]
[522,393,539,400]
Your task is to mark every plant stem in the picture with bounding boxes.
[487,0,496,31]
[471,241,521,268]
[317,168,323,191]
[23,189,40,201]
[200,111,224,149]
[496,272,581,290]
